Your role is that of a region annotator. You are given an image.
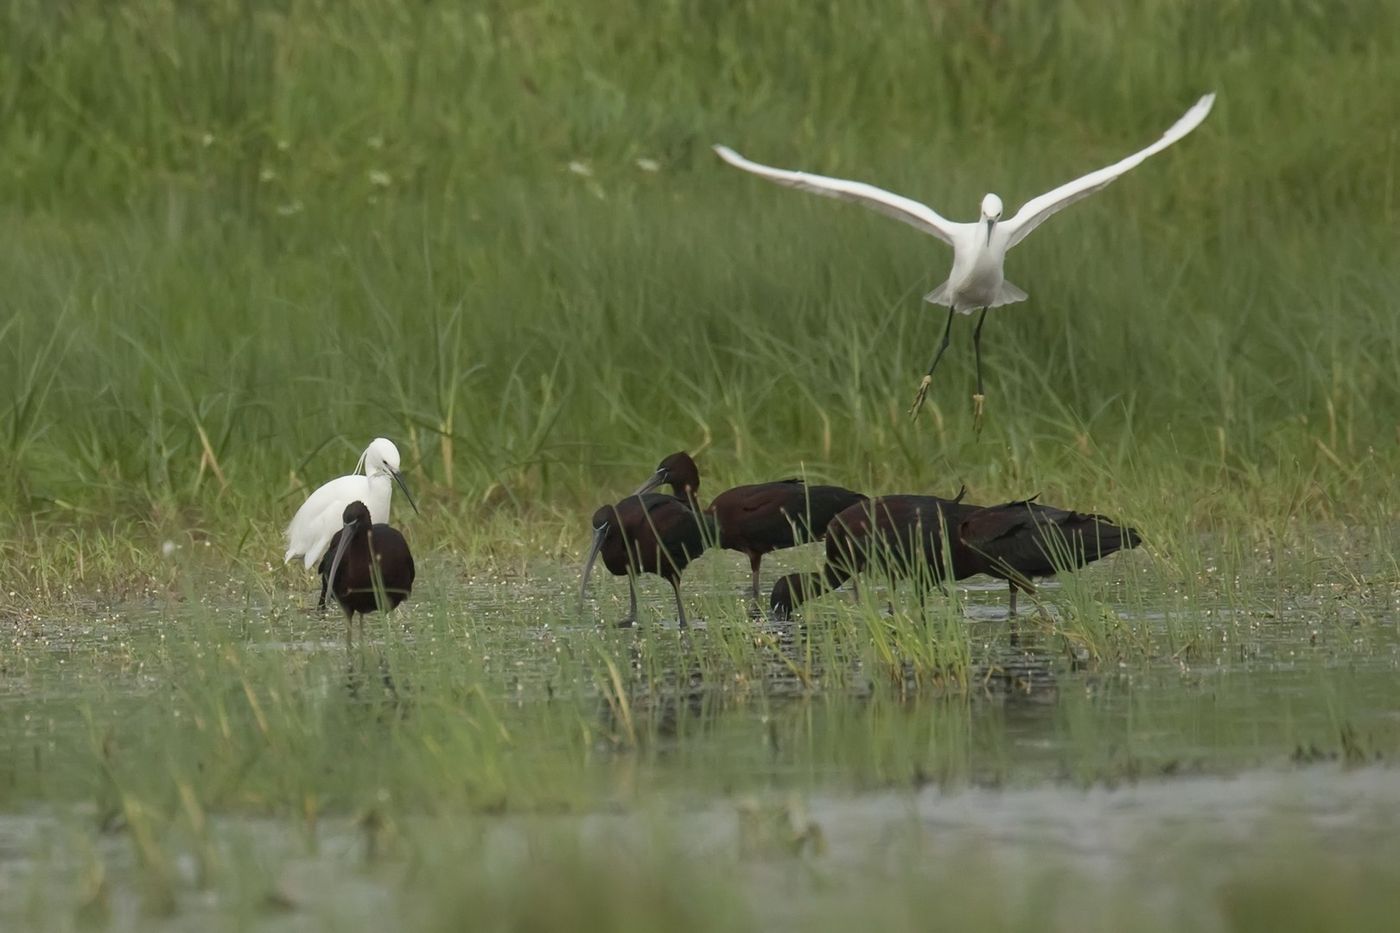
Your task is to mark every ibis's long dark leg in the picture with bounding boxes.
[618,575,639,628]
[1007,584,1022,647]
[748,554,763,604]
[670,579,688,629]
[910,306,958,416]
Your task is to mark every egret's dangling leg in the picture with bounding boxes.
[972,306,990,426]
[910,306,957,418]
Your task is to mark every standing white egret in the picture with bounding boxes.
[283,437,419,606]
[713,93,1216,418]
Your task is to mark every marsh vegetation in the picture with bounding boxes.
[1,1,1398,929]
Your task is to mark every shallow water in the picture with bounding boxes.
[1,543,1398,929]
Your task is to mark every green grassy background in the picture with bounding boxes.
[2,0,1397,587]
[3,4,1400,927]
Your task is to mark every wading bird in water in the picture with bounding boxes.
[634,451,866,602]
[714,93,1215,420]
[323,500,416,642]
[580,478,713,628]
[770,493,978,617]
[955,498,1141,615]
[770,494,1139,618]
[283,437,419,608]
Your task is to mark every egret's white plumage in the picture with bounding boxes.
[713,93,1215,414]
[713,93,1214,315]
[283,438,417,569]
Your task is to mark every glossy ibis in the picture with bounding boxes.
[283,437,419,609]
[714,92,1216,417]
[955,498,1141,615]
[322,500,416,638]
[771,494,1139,617]
[635,451,867,601]
[770,493,978,617]
[580,489,712,628]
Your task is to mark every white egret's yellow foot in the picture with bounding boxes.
[908,375,933,418]
[972,393,986,431]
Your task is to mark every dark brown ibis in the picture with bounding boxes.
[580,490,712,628]
[321,500,416,638]
[954,498,1141,614]
[770,493,977,617]
[635,451,867,602]
[771,494,1139,617]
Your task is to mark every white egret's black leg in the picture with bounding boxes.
[972,306,989,425]
[670,579,688,629]
[972,307,990,398]
[910,306,957,417]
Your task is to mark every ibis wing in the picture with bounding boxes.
[713,145,963,245]
[731,482,802,513]
[959,507,1035,550]
[1000,93,1215,250]
[962,502,1138,577]
[959,505,1067,578]
[795,485,869,535]
[639,492,692,517]
[717,485,810,550]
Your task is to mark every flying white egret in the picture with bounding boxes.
[713,93,1216,417]
[283,437,419,606]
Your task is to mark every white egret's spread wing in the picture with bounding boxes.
[713,145,962,245]
[1000,93,1215,250]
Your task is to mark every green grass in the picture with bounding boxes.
[2,1,1400,929]
[1,0,1398,590]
